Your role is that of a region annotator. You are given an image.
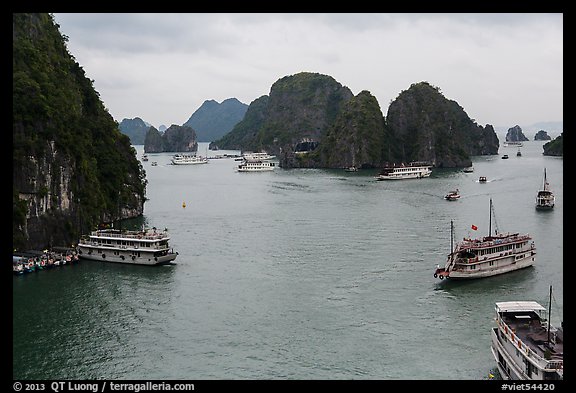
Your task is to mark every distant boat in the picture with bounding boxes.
[479,176,487,183]
[516,149,522,157]
[433,198,536,280]
[236,160,275,172]
[463,166,474,173]
[535,168,555,210]
[502,154,509,159]
[503,141,523,147]
[142,154,149,161]
[171,154,208,165]
[242,151,276,161]
[344,166,358,172]
[444,189,460,201]
[375,162,432,180]
[151,161,158,166]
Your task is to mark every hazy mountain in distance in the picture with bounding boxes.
[183,98,248,142]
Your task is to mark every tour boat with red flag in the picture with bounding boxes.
[434,198,536,280]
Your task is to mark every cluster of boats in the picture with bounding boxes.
[13,247,80,275]
[20,146,561,380]
[236,151,277,172]
[373,157,561,380]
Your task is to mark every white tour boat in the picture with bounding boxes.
[491,286,563,380]
[242,151,276,161]
[236,160,275,172]
[433,199,536,280]
[77,227,178,265]
[171,154,208,165]
[535,168,555,210]
[375,162,432,180]
[503,141,524,147]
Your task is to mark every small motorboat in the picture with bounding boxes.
[444,189,460,201]
[479,176,487,183]
[501,154,509,159]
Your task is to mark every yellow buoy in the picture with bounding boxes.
[182,201,186,208]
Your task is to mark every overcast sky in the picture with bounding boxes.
[52,13,563,132]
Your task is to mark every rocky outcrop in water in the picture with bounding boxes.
[144,125,198,153]
[534,130,552,141]
[505,125,529,142]
[543,133,563,156]
[211,72,354,160]
[386,82,499,167]
[212,75,499,169]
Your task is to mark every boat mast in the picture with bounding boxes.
[488,198,492,237]
[450,220,454,253]
[547,285,552,347]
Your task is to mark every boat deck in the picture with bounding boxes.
[502,314,563,362]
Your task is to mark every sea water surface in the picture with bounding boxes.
[13,142,563,380]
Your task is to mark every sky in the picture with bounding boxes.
[52,13,563,133]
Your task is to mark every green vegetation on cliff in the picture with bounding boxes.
[543,133,563,156]
[212,72,354,156]
[13,13,147,250]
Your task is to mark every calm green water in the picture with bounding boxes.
[13,142,563,380]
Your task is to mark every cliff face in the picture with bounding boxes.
[292,90,388,168]
[385,82,499,167]
[143,125,198,153]
[212,72,354,159]
[506,125,529,142]
[13,13,147,250]
[534,130,552,141]
[543,133,563,156]
[213,76,499,169]
[183,98,248,142]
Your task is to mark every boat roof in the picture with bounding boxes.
[495,301,546,313]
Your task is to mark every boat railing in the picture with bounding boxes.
[86,230,169,241]
[460,234,531,248]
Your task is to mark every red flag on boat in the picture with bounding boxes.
[471,224,478,230]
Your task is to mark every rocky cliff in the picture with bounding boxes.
[543,133,563,156]
[144,124,198,153]
[212,72,354,159]
[13,13,147,250]
[212,76,499,169]
[534,130,552,141]
[291,90,388,168]
[386,82,499,167]
[505,125,529,142]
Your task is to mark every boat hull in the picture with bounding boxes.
[78,246,177,266]
[443,255,535,280]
